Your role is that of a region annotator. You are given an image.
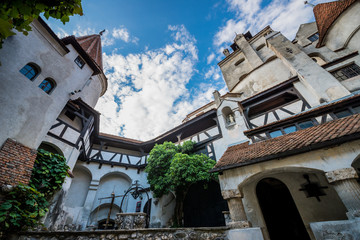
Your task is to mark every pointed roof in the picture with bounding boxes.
[76,34,103,69]
[314,0,357,48]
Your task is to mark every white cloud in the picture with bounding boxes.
[112,27,139,44]
[55,25,138,46]
[204,66,221,80]
[207,53,216,64]
[95,25,216,141]
[214,0,327,48]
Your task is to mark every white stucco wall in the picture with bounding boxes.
[0,21,93,149]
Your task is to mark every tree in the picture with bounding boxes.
[0,0,83,49]
[145,141,217,226]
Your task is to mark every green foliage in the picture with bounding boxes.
[30,149,69,197]
[0,149,69,232]
[145,141,217,226]
[168,153,216,189]
[0,0,83,49]
[145,141,217,198]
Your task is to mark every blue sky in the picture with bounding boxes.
[45,0,329,141]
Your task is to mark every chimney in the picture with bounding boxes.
[213,90,221,107]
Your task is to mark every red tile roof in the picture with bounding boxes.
[213,113,360,172]
[76,34,103,69]
[314,0,357,48]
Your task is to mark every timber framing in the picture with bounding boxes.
[48,99,221,170]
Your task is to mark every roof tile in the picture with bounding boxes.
[76,34,103,69]
[314,0,356,48]
[214,113,360,171]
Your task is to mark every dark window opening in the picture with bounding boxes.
[335,110,352,119]
[308,33,319,42]
[65,110,76,121]
[331,64,360,81]
[234,58,245,66]
[75,56,85,69]
[20,63,39,80]
[298,121,314,129]
[352,106,360,114]
[39,78,56,94]
[97,219,115,229]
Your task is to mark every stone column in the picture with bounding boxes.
[222,189,251,228]
[326,168,360,219]
[81,179,100,228]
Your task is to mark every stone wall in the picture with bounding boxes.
[0,138,37,186]
[14,227,229,240]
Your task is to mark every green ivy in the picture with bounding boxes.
[0,149,69,232]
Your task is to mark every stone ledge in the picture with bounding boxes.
[221,189,242,199]
[15,227,230,240]
[325,168,359,183]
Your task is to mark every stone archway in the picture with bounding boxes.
[256,178,310,240]
[183,181,228,227]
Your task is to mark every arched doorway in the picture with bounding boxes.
[183,181,228,227]
[256,178,310,240]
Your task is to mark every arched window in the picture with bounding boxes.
[19,63,40,81]
[39,78,56,94]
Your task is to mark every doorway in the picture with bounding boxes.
[183,181,228,227]
[256,178,310,240]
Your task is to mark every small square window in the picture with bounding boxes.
[298,121,314,129]
[74,56,85,69]
[269,130,283,138]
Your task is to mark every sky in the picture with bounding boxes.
[45,0,331,141]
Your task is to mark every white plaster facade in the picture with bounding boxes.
[1,1,360,238]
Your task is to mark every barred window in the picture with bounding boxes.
[331,64,360,81]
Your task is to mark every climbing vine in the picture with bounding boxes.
[0,149,69,232]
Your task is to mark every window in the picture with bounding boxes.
[39,78,56,94]
[335,110,352,119]
[19,63,39,80]
[74,56,85,69]
[283,125,297,134]
[308,33,319,42]
[298,121,314,129]
[331,64,360,81]
[234,58,245,66]
[269,130,283,138]
[256,44,265,51]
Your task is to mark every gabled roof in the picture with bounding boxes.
[314,0,357,48]
[76,34,103,69]
[212,113,360,172]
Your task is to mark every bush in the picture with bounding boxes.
[0,149,69,232]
